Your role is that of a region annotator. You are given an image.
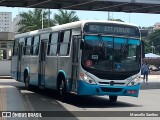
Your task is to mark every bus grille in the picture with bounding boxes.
[98,82,125,85]
[101,88,122,93]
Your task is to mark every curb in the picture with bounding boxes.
[0,76,12,79]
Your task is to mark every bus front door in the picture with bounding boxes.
[71,35,80,92]
[38,40,47,88]
[17,43,23,81]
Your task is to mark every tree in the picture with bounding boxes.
[139,26,154,54]
[18,8,53,33]
[148,30,160,54]
[108,18,124,22]
[53,10,79,25]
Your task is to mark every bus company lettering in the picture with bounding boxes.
[130,112,159,117]
[28,113,42,117]
[89,25,130,34]
[104,26,130,34]
[12,112,42,117]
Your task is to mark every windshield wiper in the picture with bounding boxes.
[121,38,129,52]
[98,34,105,50]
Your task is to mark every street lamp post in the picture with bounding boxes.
[151,42,155,53]
[151,46,155,53]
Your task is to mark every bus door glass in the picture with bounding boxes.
[71,35,80,92]
[39,40,47,87]
[17,42,23,81]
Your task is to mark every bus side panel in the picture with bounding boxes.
[44,57,58,89]
[20,56,30,82]
[57,57,72,89]
[29,56,39,86]
[11,56,18,80]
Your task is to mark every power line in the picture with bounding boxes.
[61,0,96,9]
[61,0,160,14]
[123,4,160,12]
[92,2,130,11]
[24,0,160,14]
[27,0,52,7]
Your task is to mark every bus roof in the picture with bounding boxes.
[14,20,138,39]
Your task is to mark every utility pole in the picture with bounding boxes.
[42,9,44,29]
[48,9,50,27]
[129,13,130,23]
[108,12,110,20]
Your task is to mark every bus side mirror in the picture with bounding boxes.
[141,40,145,58]
[80,40,84,49]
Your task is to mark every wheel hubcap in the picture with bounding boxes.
[60,81,64,95]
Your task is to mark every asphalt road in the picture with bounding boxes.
[0,77,160,120]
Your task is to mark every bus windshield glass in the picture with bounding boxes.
[82,35,141,72]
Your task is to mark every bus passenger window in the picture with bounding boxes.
[25,37,32,55]
[48,33,58,56]
[59,30,71,56]
[49,44,58,55]
[13,40,18,56]
[32,36,40,55]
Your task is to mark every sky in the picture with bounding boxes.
[1,6,160,27]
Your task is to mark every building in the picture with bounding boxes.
[0,12,12,32]
[0,32,14,60]
[0,32,16,75]
[0,12,17,75]
[153,22,160,30]
[12,14,21,32]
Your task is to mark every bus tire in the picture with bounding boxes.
[24,73,30,90]
[58,78,67,102]
[109,96,117,102]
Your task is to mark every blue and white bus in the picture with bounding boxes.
[11,20,142,102]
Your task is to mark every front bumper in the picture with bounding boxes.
[77,80,140,97]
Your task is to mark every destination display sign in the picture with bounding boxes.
[84,23,140,37]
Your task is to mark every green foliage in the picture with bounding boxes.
[18,8,53,33]
[53,10,79,25]
[148,30,160,54]
[108,18,124,22]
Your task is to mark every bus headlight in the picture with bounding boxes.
[127,76,140,86]
[80,73,96,85]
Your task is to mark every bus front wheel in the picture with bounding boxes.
[109,96,117,102]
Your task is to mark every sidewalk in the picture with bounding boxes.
[0,78,29,120]
[141,75,160,81]
[0,76,12,79]
[148,75,160,79]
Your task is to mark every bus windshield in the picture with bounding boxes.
[82,35,141,72]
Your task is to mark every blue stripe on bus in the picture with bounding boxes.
[85,35,140,45]
[85,35,113,42]
[128,39,140,45]
[114,38,126,43]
